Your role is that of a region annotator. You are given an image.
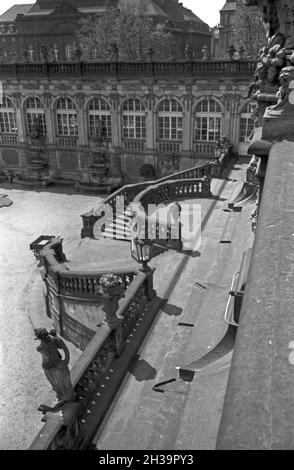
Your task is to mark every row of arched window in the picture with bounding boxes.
[0,96,254,144]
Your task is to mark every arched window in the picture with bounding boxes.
[56,97,78,136]
[122,98,146,140]
[157,99,183,141]
[88,97,111,138]
[25,97,47,135]
[194,98,222,142]
[239,102,254,143]
[0,97,17,134]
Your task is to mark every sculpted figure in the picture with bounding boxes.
[35,328,74,409]
[185,41,193,60]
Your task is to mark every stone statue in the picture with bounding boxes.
[35,328,74,412]
[110,43,118,62]
[247,75,261,99]
[185,42,193,60]
[215,136,234,165]
[40,44,48,63]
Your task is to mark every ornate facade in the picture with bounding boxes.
[0,60,256,185]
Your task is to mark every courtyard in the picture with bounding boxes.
[0,186,101,449]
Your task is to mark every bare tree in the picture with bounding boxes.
[76,0,174,61]
[231,0,267,59]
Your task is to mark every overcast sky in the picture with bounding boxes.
[0,1,225,27]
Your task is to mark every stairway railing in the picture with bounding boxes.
[81,161,219,239]
[127,177,211,250]
[30,270,153,450]
[41,238,138,349]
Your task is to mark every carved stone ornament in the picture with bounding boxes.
[214,136,234,164]
[245,1,294,138]
[96,274,126,329]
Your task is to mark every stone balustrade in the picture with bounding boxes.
[0,60,257,80]
[134,178,211,208]
[217,140,294,449]
[40,239,138,349]
[56,136,78,148]
[193,141,216,156]
[0,134,18,144]
[29,270,154,450]
[58,271,135,299]
[157,141,182,154]
[81,161,217,239]
[122,139,146,151]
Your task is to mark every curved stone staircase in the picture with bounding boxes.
[81,160,222,246]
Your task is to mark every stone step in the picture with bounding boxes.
[102,228,131,241]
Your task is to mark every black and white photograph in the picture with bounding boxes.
[0,0,292,455]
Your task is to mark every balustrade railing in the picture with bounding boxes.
[122,139,146,151]
[81,161,218,239]
[0,60,257,80]
[29,270,153,450]
[193,141,216,156]
[0,133,18,144]
[57,136,78,148]
[59,270,136,299]
[39,239,139,349]
[157,141,182,154]
[133,178,211,209]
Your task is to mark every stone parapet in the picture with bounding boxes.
[217,140,294,449]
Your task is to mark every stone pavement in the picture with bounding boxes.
[94,160,255,450]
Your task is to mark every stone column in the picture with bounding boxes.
[12,92,27,171]
[44,91,58,174]
[222,93,235,142]
[76,92,86,147]
[145,92,154,150]
[110,91,120,148]
[182,94,192,152]
[109,91,121,176]
[15,107,25,142]
[42,91,54,143]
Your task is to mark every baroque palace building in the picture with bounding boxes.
[0,0,211,62]
[0,60,255,185]
[0,1,255,186]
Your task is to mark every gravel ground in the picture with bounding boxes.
[0,187,101,450]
